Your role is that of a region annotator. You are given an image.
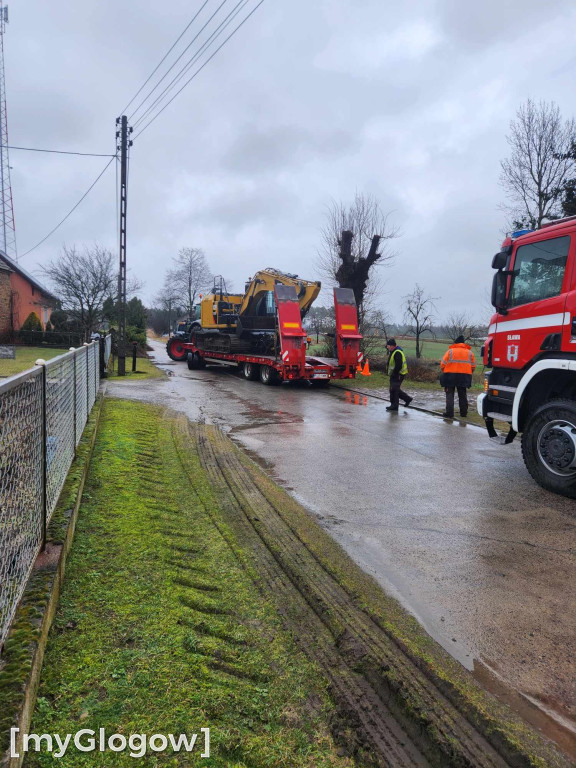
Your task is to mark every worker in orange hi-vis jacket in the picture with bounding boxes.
[440,335,476,418]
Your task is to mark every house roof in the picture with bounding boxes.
[0,251,58,302]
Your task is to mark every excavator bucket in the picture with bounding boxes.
[275,284,307,372]
[333,288,363,371]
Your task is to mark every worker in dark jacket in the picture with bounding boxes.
[386,339,413,412]
[440,335,476,418]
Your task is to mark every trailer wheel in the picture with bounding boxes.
[243,362,259,381]
[187,352,198,370]
[260,365,279,385]
[166,337,187,361]
[521,399,576,498]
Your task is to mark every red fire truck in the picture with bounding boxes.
[478,215,576,497]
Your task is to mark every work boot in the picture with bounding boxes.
[386,405,398,412]
[404,396,413,407]
[442,412,453,418]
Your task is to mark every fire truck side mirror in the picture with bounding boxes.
[491,250,509,270]
[491,270,508,311]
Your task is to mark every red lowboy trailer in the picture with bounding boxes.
[183,286,364,386]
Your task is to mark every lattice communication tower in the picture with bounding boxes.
[0,2,16,260]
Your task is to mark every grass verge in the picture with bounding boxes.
[0,348,65,378]
[106,356,165,381]
[24,398,352,768]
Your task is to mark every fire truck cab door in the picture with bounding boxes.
[492,233,573,369]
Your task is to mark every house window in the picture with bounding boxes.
[43,307,49,325]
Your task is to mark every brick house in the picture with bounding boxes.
[0,251,57,335]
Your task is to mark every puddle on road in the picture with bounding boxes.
[344,391,369,407]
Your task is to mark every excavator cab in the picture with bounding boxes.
[198,276,243,330]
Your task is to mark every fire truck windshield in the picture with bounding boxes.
[508,235,570,308]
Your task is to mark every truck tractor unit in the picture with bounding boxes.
[181,269,363,386]
[478,215,576,497]
[165,310,201,361]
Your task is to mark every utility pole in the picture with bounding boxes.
[0,2,16,260]
[116,115,132,375]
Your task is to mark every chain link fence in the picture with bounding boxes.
[0,340,103,647]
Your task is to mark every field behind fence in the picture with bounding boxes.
[0,338,110,647]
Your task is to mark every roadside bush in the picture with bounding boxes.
[405,356,439,383]
[369,355,388,372]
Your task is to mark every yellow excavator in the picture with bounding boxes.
[192,269,321,355]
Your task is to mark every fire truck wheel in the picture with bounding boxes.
[260,365,279,385]
[243,362,259,381]
[166,337,187,361]
[521,399,576,498]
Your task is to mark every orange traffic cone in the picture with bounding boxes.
[356,359,363,372]
[361,358,371,376]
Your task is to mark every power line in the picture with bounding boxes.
[129,0,231,123]
[19,155,117,258]
[132,0,250,131]
[134,0,266,141]
[120,0,212,116]
[134,0,250,128]
[5,144,116,157]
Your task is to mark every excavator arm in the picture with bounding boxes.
[238,268,321,320]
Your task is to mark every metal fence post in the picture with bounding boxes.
[99,336,105,378]
[85,343,89,416]
[71,348,77,450]
[39,360,47,551]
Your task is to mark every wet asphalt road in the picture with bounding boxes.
[109,340,576,749]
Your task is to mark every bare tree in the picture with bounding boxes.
[500,99,576,229]
[317,193,398,324]
[440,312,479,342]
[359,307,392,359]
[306,305,334,343]
[167,248,212,320]
[43,244,115,341]
[154,286,184,334]
[403,284,437,358]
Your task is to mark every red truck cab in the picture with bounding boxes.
[478,215,576,497]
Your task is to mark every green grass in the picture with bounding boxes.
[25,399,351,767]
[0,346,65,377]
[106,355,165,380]
[309,337,483,362]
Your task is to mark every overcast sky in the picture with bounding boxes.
[6,0,576,322]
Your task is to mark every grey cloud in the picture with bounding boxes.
[221,124,359,175]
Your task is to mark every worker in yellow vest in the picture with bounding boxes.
[440,335,476,418]
[385,338,413,412]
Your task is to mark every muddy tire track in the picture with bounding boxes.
[170,418,559,768]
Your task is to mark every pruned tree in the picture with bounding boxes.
[500,99,576,229]
[167,248,212,320]
[317,193,398,324]
[403,284,437,358]
[42,244,116,341]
